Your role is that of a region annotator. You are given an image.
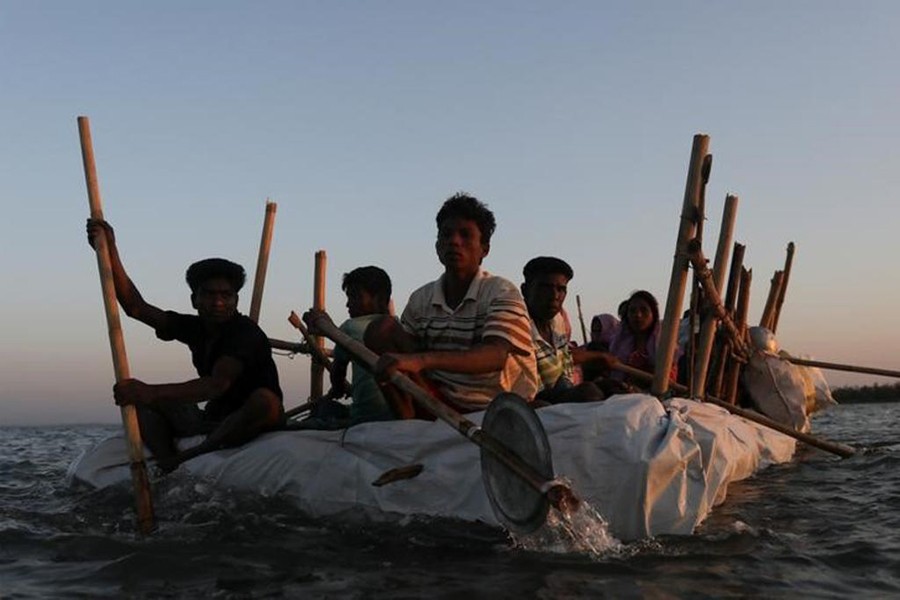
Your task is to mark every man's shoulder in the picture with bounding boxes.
[224,314,269,341]
[339,314,383,338]
[409,277,441,298]
[475,272,524,304]
[156,310,200,341]
[404,277,442,312]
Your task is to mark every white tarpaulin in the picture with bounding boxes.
[69,394,796,541]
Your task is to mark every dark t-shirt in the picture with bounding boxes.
[155,311,283,421]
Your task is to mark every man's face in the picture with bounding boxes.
[435,216,488,274]
[192,277,238,324]
[523,273,569,322]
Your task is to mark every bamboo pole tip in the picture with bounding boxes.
[265,201,277,212]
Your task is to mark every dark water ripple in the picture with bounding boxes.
[2,404,899,598]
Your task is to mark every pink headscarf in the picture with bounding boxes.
[590,313,620,347]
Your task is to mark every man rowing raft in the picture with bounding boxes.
[86,220,284,472]
[335,193,539,418]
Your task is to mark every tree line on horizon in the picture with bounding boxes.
[832,381,900,403]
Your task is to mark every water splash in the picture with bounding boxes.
[513,494,623,559]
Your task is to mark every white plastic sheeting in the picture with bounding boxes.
[69,394,796,541]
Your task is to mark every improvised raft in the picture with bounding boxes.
[72,132,851,541]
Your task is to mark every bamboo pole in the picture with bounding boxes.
[653,134,709,397]
[709,242,746,397]
[684,154,714,395]
[759,270,784,330]
[310,250,327,399]
[771,242,795,333]
[248,200,277,323]
[575,294,588,345]
[724,267,752,404]
[77,116,155,535]
[786,357,900,379]
[693,194,739,397]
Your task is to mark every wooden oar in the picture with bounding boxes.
[78,116,155,534]
[288,310,335,371]
[785,357,900,380]
[285,311,350,417]
[612,361,856,458]
[304,310,580,513]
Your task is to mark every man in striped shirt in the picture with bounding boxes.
[370,193,538,417]
[521,256,614,404]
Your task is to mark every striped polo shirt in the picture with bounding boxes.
[531,309,576,391]
[401,270,539,410]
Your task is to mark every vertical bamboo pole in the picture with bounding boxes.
[710,242,745,397]
[724,267,752,404]
[575,294,588,345]
[77,116,155,535]
[771,242,795,333]
[310,250,327,399]
[684,154,713,396]
[759,270,784,329]
[693,194,738,396]
[248,200,277,323]
[723,243,746,316]
[652,134,709,397]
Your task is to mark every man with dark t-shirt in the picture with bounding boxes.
[87,220,283,472]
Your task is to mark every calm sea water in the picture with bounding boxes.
[1,403,898,599]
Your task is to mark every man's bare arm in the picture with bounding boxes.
[87,219,168,330]
[571,347,616,369]
[114,355,244,407]
[375,336,511,379]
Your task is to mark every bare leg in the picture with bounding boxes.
[167,389,283,469]
[135,405,179,470]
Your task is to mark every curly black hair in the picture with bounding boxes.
[185,258,246,293]
[436,192,497,245]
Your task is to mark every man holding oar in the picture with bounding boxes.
[86,220,284,472]
[359,193,539,418]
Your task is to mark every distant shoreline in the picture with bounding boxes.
[832,382,900,404]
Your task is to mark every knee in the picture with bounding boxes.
[247,389,283,427]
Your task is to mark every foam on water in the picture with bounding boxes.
[513,496,623,558]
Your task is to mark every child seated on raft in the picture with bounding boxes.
[608,290,679,388]
[329,266,397,424]
[581,312,620,382]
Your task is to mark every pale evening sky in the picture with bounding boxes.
[2,1,899,425]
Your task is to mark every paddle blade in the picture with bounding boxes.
[480,393,553,534]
